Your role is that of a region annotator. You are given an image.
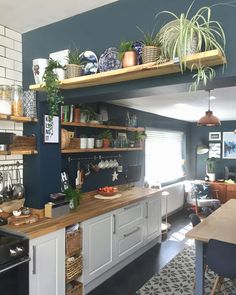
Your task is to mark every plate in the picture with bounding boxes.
[79,50,98,75]
[98,47,121,72]
[132,40,144,64]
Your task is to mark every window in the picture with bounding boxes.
[145,128,185,185]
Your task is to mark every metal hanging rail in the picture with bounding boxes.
[67,154,122,163]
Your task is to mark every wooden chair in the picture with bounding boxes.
[206,239,236,294]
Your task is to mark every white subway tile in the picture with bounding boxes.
[14,41,22,52]
[0,35,14,49]
[0,25,4,36]
[14,61,22,72]
[0,156,6,161]
[6,69,22,82]
[0,77,14,85]
[0,121,15,130]
[6,154,23,160]
[14,122,23,131]
[13,130,23,136]
[0,66,5,77]
[0,56,14,69]
[5,28,21,42]
[0,45,5,56]
[6,48,22,62]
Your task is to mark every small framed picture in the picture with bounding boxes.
[118,132,127,140]
[44,115,59,143]
[209,143,221,158]
[223,132,236,159]
[209,132,221,141]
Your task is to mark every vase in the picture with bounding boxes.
[23,90,37,118]
[122,51,137,68]
[32,58,48,84]
[80,138,87,149]
[87,138,95,149]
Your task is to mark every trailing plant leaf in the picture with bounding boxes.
[190,63,216,92]
[43,58,65,121]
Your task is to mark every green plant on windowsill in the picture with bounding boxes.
[43,58,65,121]
[64,185,82,209]
[156,0,226,90]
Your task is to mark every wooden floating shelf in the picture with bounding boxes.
[0,114,38,122]
[61,147,143,154]
[61,121,145,132]
[29,50,226,92]
[0,149,38,156]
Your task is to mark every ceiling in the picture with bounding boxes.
[111,86,236,122]
[0,0,118,33]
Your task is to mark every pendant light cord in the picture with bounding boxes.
[208,90,211,111]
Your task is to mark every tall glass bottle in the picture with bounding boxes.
[11,85,23,116]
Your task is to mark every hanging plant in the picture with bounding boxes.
[43,58,65,121]
[190,63,216,92]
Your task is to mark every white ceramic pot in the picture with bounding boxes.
[53,68,65,80]
[87,138,95,149]
[207,173,215,182]
[32,58,49,84]
[80,138,87,149]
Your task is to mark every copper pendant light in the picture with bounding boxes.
[197,90,221,126]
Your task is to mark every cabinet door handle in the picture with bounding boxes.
[124,203,140,210]
[123,227,140,238]
[113,214,116,234]
[145,202,148,219]
[32,245,36,275]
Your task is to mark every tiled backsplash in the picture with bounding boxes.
[0,24,23,180]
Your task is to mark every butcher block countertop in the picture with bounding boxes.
[3,187,159,239]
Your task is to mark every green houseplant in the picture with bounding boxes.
[101,130,113,148]
[137,26,161,63]
[156,1,226,90]
[43,58,65,120]
[128,131,147,148]
[206,157,216,181]
[66,48,83,78]
[119,40,137,68]
[64,185,82,209]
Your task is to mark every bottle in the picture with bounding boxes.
[125,111,131,126]
[0,85,12,115]
[11,85,23,116]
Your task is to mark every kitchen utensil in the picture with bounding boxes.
[90,163,100,173]
[85,164,91,176]
[13,168,24,199]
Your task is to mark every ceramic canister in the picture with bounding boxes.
[32,58,49,84]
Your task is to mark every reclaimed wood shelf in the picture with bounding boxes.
[61,147,143,154]
[29,49,226,92]
[0,114,38,122]
[61,121,145,132]
[0,149,38,155]
[0,136,38,156]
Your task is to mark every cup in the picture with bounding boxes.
[32,58,49,84]
[80,137,87,149]
[98,160,105,169]
[87,138,95,149]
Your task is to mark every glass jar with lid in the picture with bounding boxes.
[0,85,12,115]
[11,85,23,116]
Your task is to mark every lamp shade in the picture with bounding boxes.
[197,110,221,126]
[196,144,209,155]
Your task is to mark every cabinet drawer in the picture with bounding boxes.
[116,202,144,231]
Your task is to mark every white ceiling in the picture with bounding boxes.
[111,86,236,122]
[0,0,118,33]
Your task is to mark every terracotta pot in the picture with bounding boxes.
[61,128,70,149]
[122,51,137,68]
[74,108,80,122]
[103,139,110,148]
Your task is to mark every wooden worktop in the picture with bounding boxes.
[3,187,159,239]
[186,199,236,244]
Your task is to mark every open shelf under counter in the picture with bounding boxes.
[61,121,145,132]
[0,114,38,122]
[61,147,143,154]
[29,49,226,92]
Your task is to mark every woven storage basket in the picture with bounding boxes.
[68,138,80,150]
[66,64,83,78]
[66,229,82,256]
[66,254,83,282]
[142,46,161,63]
[66,282,83,295]
[61,128,71,149]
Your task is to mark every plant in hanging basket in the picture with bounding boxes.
[43,58,65,122]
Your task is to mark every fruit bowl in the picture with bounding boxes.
[97,186,118,196]
[97,191,118,196]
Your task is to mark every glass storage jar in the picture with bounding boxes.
[0,85,12,115]
[11,85,23,116]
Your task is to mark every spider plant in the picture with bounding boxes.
[137,26,161,47]
[157,1,226,69]
[190,63,216,92]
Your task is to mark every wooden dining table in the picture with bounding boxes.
[186,199,236,295]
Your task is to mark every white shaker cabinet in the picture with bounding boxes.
[145,195,162,243]
[82,211,116,284]
[29,228,65,295]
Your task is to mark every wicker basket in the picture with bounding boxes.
[66,282,83,295]
[66,254,83,282]
[66,229,82,256]
[66,64,83,79]
[142,46,161,63]
[67,138,80,150]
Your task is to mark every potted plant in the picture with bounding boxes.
[66,48,83,78]
[119,40,137,68]
[64,185,82,209]
[206,157,216,181]
[95,133,103,148]
[43,58,65,121]
[129,131,147,148]
[101,130,113,148]
[137,26,161,63]
[156,2,226,90]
